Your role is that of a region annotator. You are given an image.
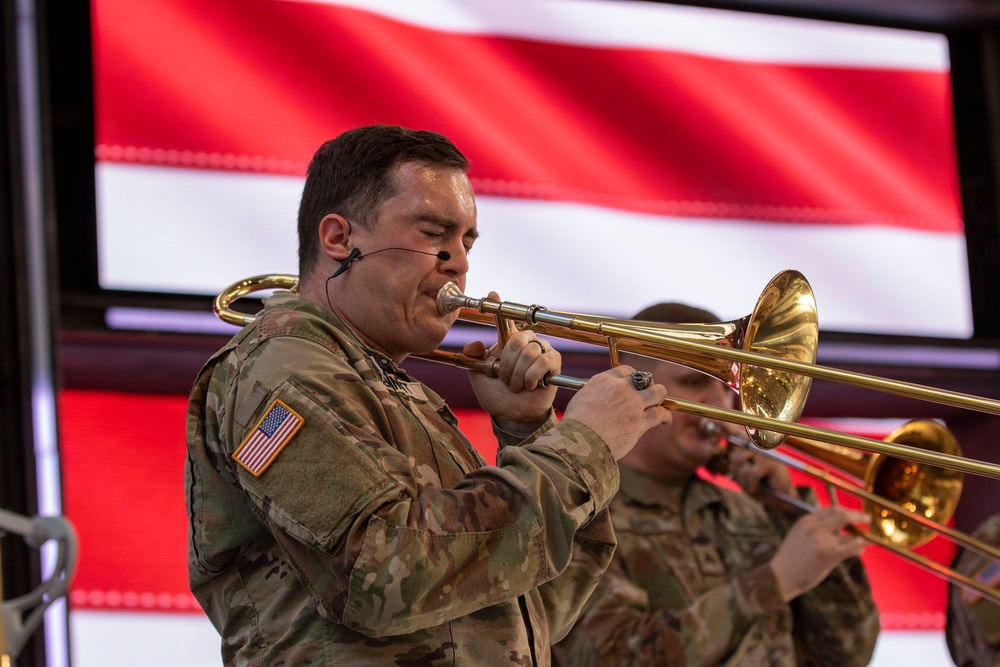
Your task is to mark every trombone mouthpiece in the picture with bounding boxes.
[435,282,470,315]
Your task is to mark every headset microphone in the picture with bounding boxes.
[330,247,450,279]
[331,247,362,278]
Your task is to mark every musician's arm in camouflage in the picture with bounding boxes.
[533,509,617,643]
[491,419,618,644]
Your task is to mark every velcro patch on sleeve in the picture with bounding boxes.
[233,399,304,476]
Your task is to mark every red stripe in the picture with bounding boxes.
[92,0,961,231]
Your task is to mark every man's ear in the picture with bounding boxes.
[317,214,354,260]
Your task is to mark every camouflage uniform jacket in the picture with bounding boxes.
[947,514,1000,666]
[553,464,880,666]
[185,293,619,666]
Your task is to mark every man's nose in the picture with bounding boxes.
[440,241,469,276]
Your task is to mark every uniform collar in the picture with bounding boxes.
[619,463,724,513]
[261,292,417,383]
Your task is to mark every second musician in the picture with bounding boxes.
[553,302,880,667]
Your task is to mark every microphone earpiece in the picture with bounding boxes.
[331,247,362,278]
[436,251,451,261]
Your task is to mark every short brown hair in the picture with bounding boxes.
[297,125,469,275]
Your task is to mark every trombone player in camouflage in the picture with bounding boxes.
[185,125,673,666]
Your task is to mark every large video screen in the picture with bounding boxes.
[91,0,968,338]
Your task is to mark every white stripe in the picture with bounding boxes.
[282,0,949,70]
[96,163,301,295]
[469,196,973,339]
[95,163,973,339]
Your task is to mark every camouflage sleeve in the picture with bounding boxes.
[219,336,620,638]
[554,554,788,666]
[535,508,617,644]
[491,410,557,451]
[789,556,880,667]
[769,488,880,667]
[493,415,619,642]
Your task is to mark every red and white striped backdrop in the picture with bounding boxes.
[91,0,971,338]
[73,1,970,662]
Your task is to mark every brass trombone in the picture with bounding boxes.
[697,418,1000,605]
[212,270,1000,480]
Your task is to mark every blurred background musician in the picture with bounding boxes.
[553,302,880,667]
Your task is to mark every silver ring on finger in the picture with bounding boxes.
[630,370,653,391]
[529,339,546,354]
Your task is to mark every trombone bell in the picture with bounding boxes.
[866,420,963,548]
[773,420,963,549]
[736,270,818,448]
[705,418,1000,605]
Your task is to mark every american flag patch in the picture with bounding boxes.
[232,399,303,476]
[962,560,1000,604]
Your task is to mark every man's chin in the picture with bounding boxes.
[411,325,451,356]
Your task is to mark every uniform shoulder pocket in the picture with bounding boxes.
[237,377,397,551]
